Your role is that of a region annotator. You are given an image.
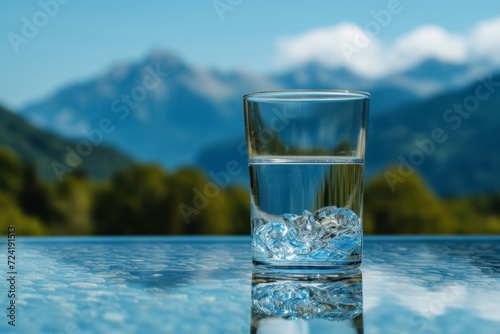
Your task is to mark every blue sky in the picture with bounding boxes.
[1,0,500,109]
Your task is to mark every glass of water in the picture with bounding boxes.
[244,90,369,269]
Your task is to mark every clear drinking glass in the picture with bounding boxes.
[243,90,369,269]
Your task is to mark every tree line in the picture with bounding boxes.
[0,147,499,236]
[0,147,249,236]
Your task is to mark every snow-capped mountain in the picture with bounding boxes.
[20,50,493,169]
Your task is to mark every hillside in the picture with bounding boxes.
[366,73,500,195]
[197,74,500,196]
[0,105,133,180]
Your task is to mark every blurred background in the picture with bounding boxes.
[1,0,500,236]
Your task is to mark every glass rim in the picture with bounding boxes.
[243,89,370,101]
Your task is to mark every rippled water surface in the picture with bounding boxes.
[0,236,499,333]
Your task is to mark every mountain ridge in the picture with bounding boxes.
[20,50,490,168]
[15,50,500,194]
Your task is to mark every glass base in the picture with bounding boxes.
[253,259,361,271]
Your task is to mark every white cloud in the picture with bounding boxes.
[389,25,467,67]
[275,23,366,68]
[468,17,500,63]
[273,17,500,78]
[274,23,385,77]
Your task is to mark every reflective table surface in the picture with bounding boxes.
[0,236,499,333]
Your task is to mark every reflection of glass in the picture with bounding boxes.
[251,269,363,333]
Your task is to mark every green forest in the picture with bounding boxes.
[1,146,499,236]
